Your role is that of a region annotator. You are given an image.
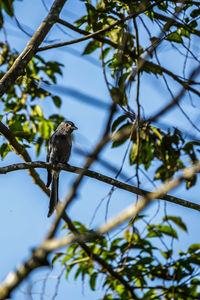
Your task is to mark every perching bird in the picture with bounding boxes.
[46,121,78,217]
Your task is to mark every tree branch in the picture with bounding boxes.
[1,157,200,299]
[38,19,200,98]
[154,12,200,38]
[0,0,67,97]
[0,122,49,196]
[37,0,164,52]
[42,159,200,249]
[0,161,200,213]
[150,64,200,123]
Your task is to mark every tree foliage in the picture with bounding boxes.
[0,0,200,299]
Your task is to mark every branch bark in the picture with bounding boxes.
[0,161,200,213]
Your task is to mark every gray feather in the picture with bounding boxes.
[46,121,77,217]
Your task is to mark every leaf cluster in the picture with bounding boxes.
[112,115,200,188]
[0,45,64,157]
[53,216,200,299]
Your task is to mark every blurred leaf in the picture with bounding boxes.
[111,115,127,133]
[188,244,200,253]
[190,8,200,18]
[52,252,64,266]
[163,216,187,232]
[160,249,173,259]
[124,228,132,242]
[147,225,178,239]
[100,47,112,60]
[31,105,43,117]
[89,272,98,291]
[38,121,52,139]
[112,123,131,148]
[129,143,137,165]
[83,40,100,55]
[52,95,62,108]
[0,0,14,17]
[167,32,183,43]
[0,143,10,159]
[141,61,163,75]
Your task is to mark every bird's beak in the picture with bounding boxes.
[72,125,78,130]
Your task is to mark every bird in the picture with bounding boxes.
[46,121,78,217]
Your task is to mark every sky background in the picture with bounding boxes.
[1,0,200,299]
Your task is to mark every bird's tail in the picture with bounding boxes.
[48,172,59,217]
[46,170,52,188]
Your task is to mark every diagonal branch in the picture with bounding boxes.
[0,161,200,213]
[0,115,138,299]
[2,158,200,299]
[150,64,200,123]
[42,159,200,249]
[0,0,67,97]
[62,215,137,300]
[38,20,200,98]
[0,121,49,195]
[154,12,200,38]
[139,59,200,98]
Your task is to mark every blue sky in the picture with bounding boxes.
[1,0,200,299]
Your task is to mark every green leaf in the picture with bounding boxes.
[124,228,132,242]
[38,121,52,139]
[188,244,200,254]
[145,9,154,20]
[167,32,183,43]
[100,47,112,60]
[110,87,127,105]
[158,225,178,239]
[31,105,43,117]
[129,143,137,165]
[189,20,198,29]
[52,95,62,108]
[150,126,162,140]
[0,143,10,159]
[35,137,43,156]
[163,216,187,232]
[89,272,98,291]
[74,15,87,27]
[190,8,200,18]
[83,40,100,55]
[147,225,178,239]
[160,249,173,259]
[177,28,190,38]
[111,115,127,133]
[112,123,131,148]
[141,61,163,75]
[1,0,14,17]
[52,252,64,266]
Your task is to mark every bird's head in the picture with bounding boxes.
[57,121,78,134]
